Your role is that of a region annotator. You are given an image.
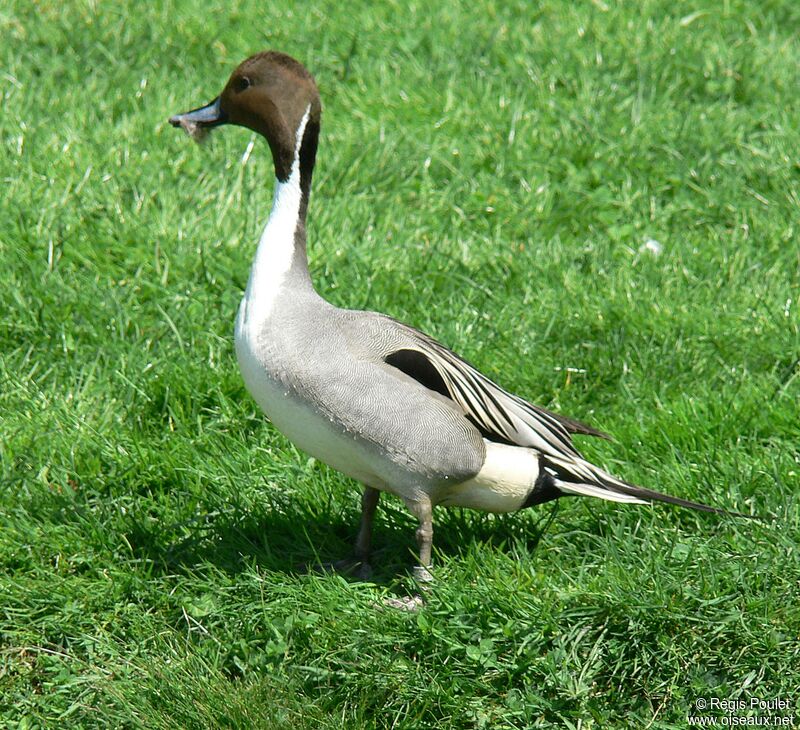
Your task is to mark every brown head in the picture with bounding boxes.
[170,51,321,188]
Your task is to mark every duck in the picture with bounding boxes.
[169,51,751,583]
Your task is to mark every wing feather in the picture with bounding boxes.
[382,321,605,458]
[373,316,753,519]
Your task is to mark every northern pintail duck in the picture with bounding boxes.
[169,51,750,582]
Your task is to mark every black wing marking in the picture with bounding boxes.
[378,318,756,520]
[383,321,607,457]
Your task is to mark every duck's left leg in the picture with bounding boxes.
[348,486,380,578]
[305,486,379,580]
[329,486,380,579]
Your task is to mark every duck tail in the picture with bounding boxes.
[538,453,756,519]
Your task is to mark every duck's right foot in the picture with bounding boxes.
[302,558,373,581]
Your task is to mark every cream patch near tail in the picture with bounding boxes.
[437,441,540,512]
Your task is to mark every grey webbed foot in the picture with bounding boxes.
[377,564,433,611]
[325,558,373,581]
[299,558,373,581]
[336,558,373,581]
[382,594,425,611]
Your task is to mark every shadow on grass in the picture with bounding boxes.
[122,494,562,585]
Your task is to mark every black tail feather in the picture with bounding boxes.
[537,406,613,441]
[606,479,759,520]
[540,453,758,520]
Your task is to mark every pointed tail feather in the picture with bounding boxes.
[555,479,647,504]
[598,479,758,519]
[544,454,756,519]
[563,420,612,441]
[536,406,613,441]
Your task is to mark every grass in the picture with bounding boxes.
[2,0,799,726]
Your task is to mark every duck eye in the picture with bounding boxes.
[235,76,251,93]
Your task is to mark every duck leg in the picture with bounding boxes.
[304,487,379,579]
[406,496,434,585]
[349,486,380,579]
[326,486,379,580]
[381,496,433,611]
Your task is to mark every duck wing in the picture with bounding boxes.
[340,311,755,518]
[366,314,609,453]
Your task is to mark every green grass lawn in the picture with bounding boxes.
[2,0,799,726]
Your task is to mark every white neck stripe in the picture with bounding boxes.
[239,105,312,327]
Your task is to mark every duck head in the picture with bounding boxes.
[170,51,321,186]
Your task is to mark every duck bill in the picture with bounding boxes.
[169,96,227,129]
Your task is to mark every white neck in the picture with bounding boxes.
[241,106,311,324]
